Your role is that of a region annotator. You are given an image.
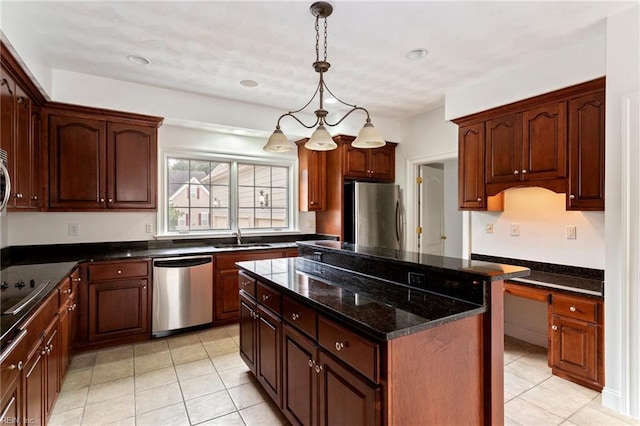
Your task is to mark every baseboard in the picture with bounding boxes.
[504,324,548,348]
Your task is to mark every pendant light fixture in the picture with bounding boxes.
[263,1,385,153]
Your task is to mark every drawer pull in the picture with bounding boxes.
[477,197,482,202]
[73,277,82,282]
[292,313,300,321]
[117,270,122,274]
[143,285,147,290]
[7,361,23,371]
[522,169,527,174]
[308,359,314,368]
[569,306,577,312]
[513,170,519,175]
[552,325,558,331]
[335,341,345,351]
[262,294,270,301]
[61,288,71,294]
[569,194,576,200]
[315,364,323,373]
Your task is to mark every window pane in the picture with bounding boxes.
[238,164,254,187]
[272,167,287,187]
[238,186,254,208]
[205,163,230,185]
[190,208,211,231]
[272,209,288,228]
[211,208,229,229]
[238,208,255,228]
[254,166,271,187]
[271,188,286,208]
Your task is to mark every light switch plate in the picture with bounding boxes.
[510,224,520,236]
[485,223,494,234]
[566,225,577,239]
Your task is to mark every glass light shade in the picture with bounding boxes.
[263,129,294,152]
[352,122,386,148]
[304,125,337,151]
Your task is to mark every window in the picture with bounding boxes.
[165,156,291,234]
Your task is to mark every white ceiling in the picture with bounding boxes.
[5,1,633,121]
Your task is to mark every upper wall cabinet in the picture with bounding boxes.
[296,140,326,211]
[343,142,396,182]
[454,77,605,211]
[1,44,47,211]
[45,104,163,211]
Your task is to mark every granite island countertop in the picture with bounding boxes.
[237,257,486,341]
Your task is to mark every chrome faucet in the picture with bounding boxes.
[233,229,242,245]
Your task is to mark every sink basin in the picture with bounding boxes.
[213,243,272,249]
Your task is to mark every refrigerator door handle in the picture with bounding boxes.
[395,200,402,243]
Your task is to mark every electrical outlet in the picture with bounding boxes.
[68,223,79,237]
[408,272,426,287]
[145,223,153,233]
[485,223,494,234]
[566,225,577,239]
[510,224,520,236]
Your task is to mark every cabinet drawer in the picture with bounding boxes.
[552,294,599,323]
[318,316,379,382]
[88,260,149,281]
[282,296,317,339]
[257,282,281,314]
[58,277,72,308]
[0,329,28,396]
[238,272,256,299]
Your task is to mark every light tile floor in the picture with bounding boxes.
[50,327,640,425]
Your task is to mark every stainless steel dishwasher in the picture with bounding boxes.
[152,256,213,337]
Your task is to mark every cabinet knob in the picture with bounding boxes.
[17,97,24,104]
[335,341,345,351]
[552,325,558,331]
[310,201,315,205]
[291,313,300,321]
[100,198,105,203]
[108,198,113,203]
[117,270,122,274]
[142,285,147,290]
[61,288,71,294]
[308,359,314,368]
[41,348,47,356]
[521,169,527,174]
[73,277,82,282]
[569,194,576,200]
[315,364,323,373]
[513,170,519,175]
[7,361,23,371]
[31,195,38,201]
[262,294,270,301]
[569,306,577,312]
[477,197,482,202]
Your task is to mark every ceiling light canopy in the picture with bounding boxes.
[406,48,429,61]
[263,1,385,153]
[127,55,150,65]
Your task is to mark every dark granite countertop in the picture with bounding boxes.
[237,257,486,341]
[1,261,79,347]
[298,241,530,280]
[471,253,604,299]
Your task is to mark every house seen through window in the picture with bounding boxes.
[167,157,290,233]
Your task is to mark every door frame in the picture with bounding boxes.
[405,152,471,258]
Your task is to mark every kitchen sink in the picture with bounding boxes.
[213,243,272,249]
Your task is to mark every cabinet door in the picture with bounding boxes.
[317,350,378,426]
[58,296,77,380]
[257,306,281,405]
[485,114,522,185]
[44,325,59,418]
[30,106,41,209]
[368,145,395,182]
[343,145,369,180]
[88,279,149,342]
[106,122,157,209]
[13,85,32,209]
[567,91,605,210]
[550,315,597,382]
[239,293,257,373]
[0,375,21,426]
[0,65,15,168]
[458,122,486,209]
[522,102,567,181]
[282,325,317,426]
[298,145,326,212]
[49,115,107,209]
[215,269,242,322]
[23,344,45,426]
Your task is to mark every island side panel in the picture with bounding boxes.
[383,314,484,426]
[485,279,505,425]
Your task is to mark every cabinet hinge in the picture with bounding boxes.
[416,226,423,235]
[416,176,423,184]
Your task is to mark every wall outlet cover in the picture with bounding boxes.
[510,224,520,236]
[145,223,153,233]
[485,223,494,234]
[68,223,79,237]
[566,225,577,239]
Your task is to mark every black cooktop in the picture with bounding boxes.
[0,264,56,315]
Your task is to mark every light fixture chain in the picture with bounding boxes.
[315,15,320,62]
[323,16,328,61]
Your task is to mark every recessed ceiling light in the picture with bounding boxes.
[406,48,428,61]
[127,55,150,65]
[325,97,338,104]
[240,79,259,88]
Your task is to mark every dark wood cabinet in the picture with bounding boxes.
[0,63,41,210]
[567,90,605,210]
[84,260,150,345]
[458,122,486,209]
[297,142,326,211]
[0,374,21,426]
[257,305,282,404]
[23,341,45,426]
[239,291,258,373]
[0,329,27,426]
[45,104,162,211]
[549,293,603,390]
[343,142,395,182]
[213,249,298,325]
[44,323,59,419]
[455,78,604,211]
[282,325,317,426]
[58,268,80,380]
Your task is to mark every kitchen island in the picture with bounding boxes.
[236,241,530,426]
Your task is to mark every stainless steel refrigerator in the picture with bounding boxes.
[344,182,402,250]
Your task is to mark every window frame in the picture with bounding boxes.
[159,150,298,237]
